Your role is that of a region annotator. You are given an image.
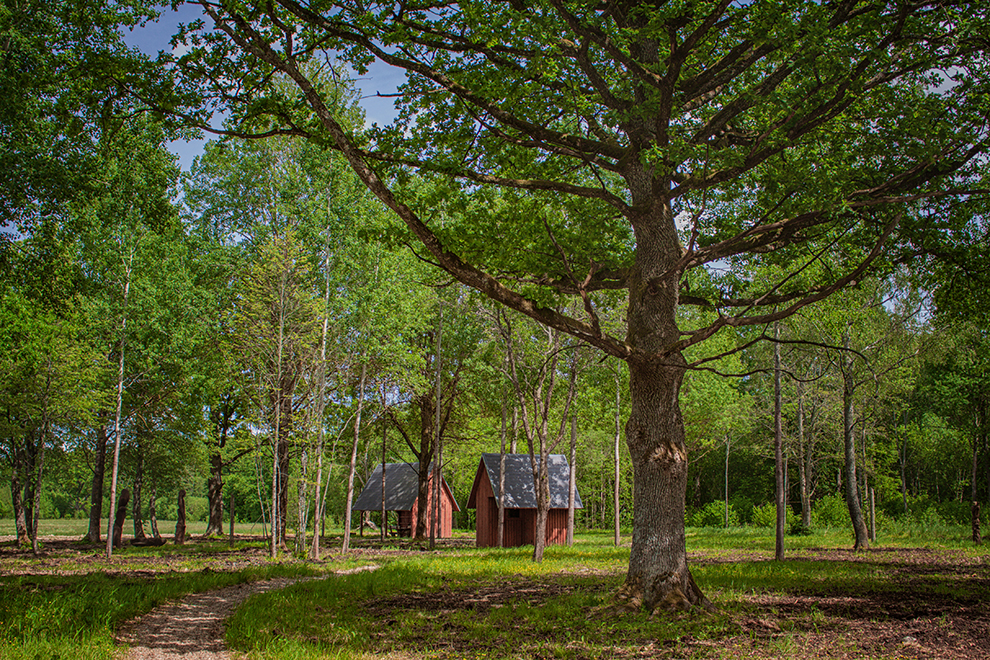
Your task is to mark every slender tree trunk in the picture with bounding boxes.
[430,306,442,550]
[342,363,367,552]
[614,368,622,546]
[972,416,982,544]
[174,489,186,544]
[900,435,909,514]
[724,436,730,528]
[113,488,130,548]
[381,426,387,543]
[532,449,550,563]
[149,486,161,539]
[30,426,46,555]
[774,326,785,561]
[296,440,309,554]
[567,414,577,546]
[11,438,30,547]
[105,252,132,559]
[433,430,443,542]
[841,339,869,550]
[797,385,811,529]
[309,221,333,559]
[132,451,146,540]
[86,426,108,543]
[276,391,292,550]
[413,391,435,540]
[497,389,507,548]
[205,450,224,536]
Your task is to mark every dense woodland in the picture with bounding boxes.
[4,0,990,613]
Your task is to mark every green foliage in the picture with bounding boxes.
[811,495,849,530]
[688,501,739,528]
[750,502,799,532]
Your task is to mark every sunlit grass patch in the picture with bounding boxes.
[0,562,324,660]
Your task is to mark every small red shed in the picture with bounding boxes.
[353,462,460,537]
[467,453,582,548]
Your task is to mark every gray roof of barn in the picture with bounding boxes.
[353,462,459,512]
[479,453,582,509]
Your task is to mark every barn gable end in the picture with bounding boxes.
[467,453,582,548]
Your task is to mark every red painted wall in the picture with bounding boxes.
[471,463,571,548]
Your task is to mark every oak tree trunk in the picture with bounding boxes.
[616,191,709,612]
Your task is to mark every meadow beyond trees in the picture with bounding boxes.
[5,0,990,638]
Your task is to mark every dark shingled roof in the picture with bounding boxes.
[353,462,460,512]
[478,453,582,510]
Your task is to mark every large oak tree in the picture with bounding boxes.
[150,0,990,611]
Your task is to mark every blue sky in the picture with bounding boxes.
[121,5,404,171]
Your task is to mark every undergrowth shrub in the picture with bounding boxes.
[750,502,798,531]
[811,494,848,529]
[688,500,739,527]
[728,495,755,525]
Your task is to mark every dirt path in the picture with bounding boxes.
[115,577,300,660]
[115,566,379,660]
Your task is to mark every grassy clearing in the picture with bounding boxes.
[2,524,987,659]
[0,551,323,660]
[227,527,990,659]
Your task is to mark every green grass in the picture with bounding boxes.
[0,558,323,660]
[225,527,989,659]
[2,523,986,659]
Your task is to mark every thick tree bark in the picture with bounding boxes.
[616,192,709,612]
[86,426,108,544]
[619,355,708,611]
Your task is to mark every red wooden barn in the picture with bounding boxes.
[353,462,460,537]
[467,453,582,548]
